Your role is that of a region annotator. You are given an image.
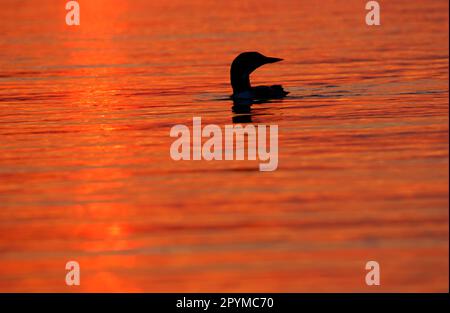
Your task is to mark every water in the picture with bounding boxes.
[0,0,448,291]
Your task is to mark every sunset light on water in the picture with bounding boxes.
[0,0,448,294]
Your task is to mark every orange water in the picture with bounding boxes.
[0,0,448,292]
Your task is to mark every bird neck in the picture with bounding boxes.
[231,72,251,94]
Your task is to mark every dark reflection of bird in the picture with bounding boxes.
[230,51,289,102]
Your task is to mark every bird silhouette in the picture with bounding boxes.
[230,52,289,102]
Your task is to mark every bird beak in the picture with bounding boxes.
[264,56,284,64]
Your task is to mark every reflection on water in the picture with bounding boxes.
[232,113,253,124]
[0,0,448,292]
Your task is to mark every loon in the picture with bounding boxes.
[230,51,289,102]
